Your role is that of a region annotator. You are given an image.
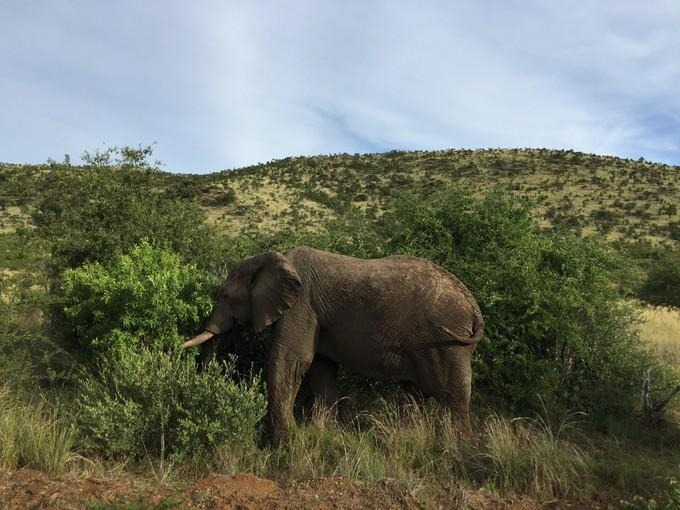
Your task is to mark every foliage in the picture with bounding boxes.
[62,240,267,464]
[0,244,68,386]
[62,242,215,358]
[210,187,237,206]
[303,211,386,259]
[382,186,662,418]
[0,272,32,383]
[621,475,680,510]
[638,248,680,308]
[79,144,160,169]
[250,207,385,259]
[217,185,674,421]
[77,349,266,464]
[32,149,225,276]
[0,385,74,474]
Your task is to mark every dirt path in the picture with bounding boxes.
[0,469,602,509]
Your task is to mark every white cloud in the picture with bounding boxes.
[1,0,678,172]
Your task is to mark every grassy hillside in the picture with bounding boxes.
[2,148,679,241]
[197,149,680,240]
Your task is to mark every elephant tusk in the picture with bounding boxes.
[182,330,215,348]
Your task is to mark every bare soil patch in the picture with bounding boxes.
[0,469,608,509]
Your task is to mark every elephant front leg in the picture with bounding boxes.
[265,308,319,442]
[266,343,314,442]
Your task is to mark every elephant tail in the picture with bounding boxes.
[436,309,484,345]
[471,307,485,343]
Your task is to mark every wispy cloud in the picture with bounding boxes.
[1,0,678,172]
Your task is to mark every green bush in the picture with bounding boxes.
[0,252,68,386]
[381,186,661,419]
[77,349,266,463]
[243,206,385,260]
[211,188,237,206]
[622,475,680,509]
[33,156,226,275]
[62,242,215,358]
[638,248,680,308]
[62,241,267,463]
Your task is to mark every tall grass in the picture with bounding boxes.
[0,385,74,473]
[475,414,590,497]
[217,400,592,500]
[639,305,680,367]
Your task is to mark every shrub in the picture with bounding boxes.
[62,242,214,358]
[246,207,385,260]
[666,221,680,242]
[381,186,662,419]
[0,255,68,386]
[77,349,266,464]
[211,188,237,206]
[33,156,226,276]
[62,241,267,464]
[622,475,680,509]
[638,248,680,308]
[298,210,385,259]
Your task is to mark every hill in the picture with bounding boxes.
[2,148,679,242]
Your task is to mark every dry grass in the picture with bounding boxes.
[0,386,75,474]
[216,401,593,501]
[203,175,333,235]
[0,206,30,234]
[476,414,590,498]
[639,305,680,367]
[209,401,680,504]
[195,149,680,241]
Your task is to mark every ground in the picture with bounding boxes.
[0,469,608,509]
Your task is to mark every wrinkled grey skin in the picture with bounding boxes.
[185,246,484,440]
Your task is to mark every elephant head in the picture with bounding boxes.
[183,252,302,348]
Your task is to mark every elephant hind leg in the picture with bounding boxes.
[413,349,474,438]
[306,355,339,409]
[444,391,473,439]
[297,355,339,421]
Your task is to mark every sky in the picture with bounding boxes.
[1,1,679,173]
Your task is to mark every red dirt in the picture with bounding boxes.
[0,469,608,509]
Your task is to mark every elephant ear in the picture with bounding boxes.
[251,252,302,332]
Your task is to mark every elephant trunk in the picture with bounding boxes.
[182,330,215,348]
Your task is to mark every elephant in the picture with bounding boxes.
[184,246,484,440]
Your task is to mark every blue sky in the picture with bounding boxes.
[1,1,679,173]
